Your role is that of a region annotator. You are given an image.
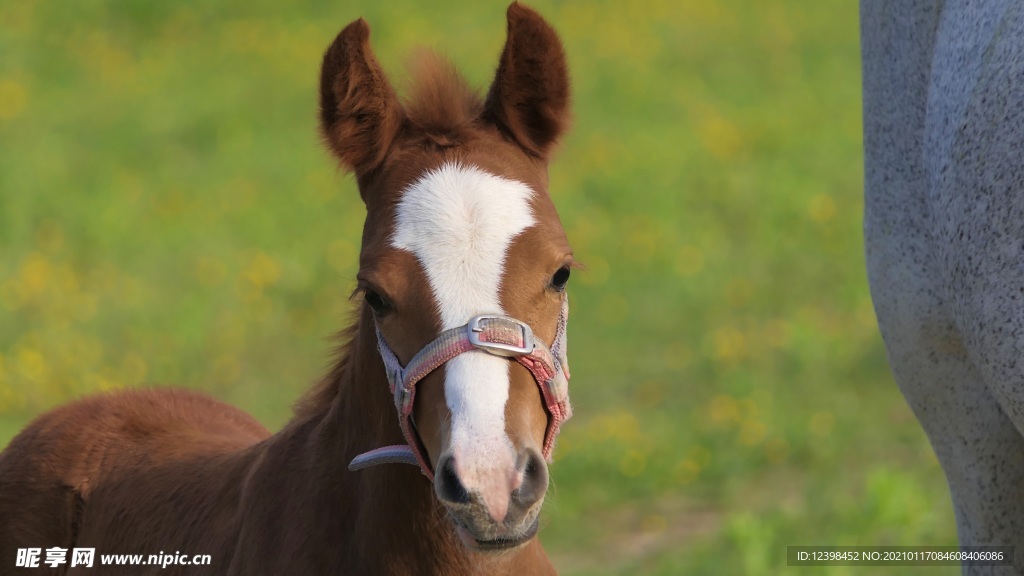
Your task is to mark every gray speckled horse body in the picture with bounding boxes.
[863,1,1024,573]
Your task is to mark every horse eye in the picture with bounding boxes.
[364,290,389,313]
[551,266,571,291]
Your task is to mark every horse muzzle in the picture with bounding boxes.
[435,448,548,550]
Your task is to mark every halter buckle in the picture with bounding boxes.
[467,315,536,357]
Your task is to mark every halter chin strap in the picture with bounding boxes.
[348,299,572,481]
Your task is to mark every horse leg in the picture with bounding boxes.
[868,266,1024,575]
[928,4,1024,574]
[867,132,1024,573]
[865,2,1024,573]
[866,134,1024,576]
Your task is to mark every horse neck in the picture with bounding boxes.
[274,306,472,573]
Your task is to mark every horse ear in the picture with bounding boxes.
[319,19,404,177]
[482,3,571,159]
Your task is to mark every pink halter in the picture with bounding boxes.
[349,299,572,481]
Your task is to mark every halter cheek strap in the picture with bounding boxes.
[348,299,572,481]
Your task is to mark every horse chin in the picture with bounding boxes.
[454,517,539,553]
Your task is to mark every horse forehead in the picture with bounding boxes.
[390,162,537,328]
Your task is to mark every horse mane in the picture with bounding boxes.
[401,50,484,142]
[293,319,359,421]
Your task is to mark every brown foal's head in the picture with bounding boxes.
[319,3,572,551]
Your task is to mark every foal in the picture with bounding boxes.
[0,4,574,575]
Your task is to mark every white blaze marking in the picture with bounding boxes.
[391,162,535,475]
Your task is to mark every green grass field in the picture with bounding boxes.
[0,1,958,574]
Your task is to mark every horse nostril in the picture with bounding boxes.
[513,450,548,508]
[435,455,471,504]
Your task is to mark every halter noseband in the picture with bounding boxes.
[348,299,572,481]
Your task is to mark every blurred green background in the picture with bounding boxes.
[0,1,957,574]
